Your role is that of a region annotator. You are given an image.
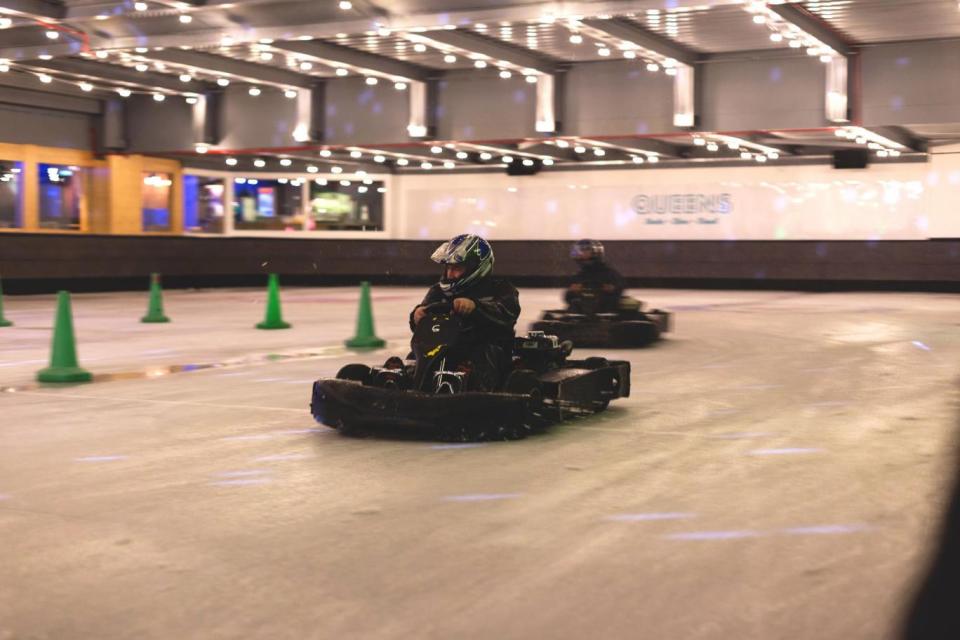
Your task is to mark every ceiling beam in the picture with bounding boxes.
[409,30,557,74]
[0,74,103,111]
[580,17,700,67]
[141,49,316,89]
[0,0,65,20]
[767,3,854,56]
[271,40,433,82]
[18,58,211,93]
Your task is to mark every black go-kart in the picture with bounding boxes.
[310,301,630,441]
[531,290,672,348]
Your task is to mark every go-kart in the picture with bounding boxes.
[310,301,630,441]
[531,290,671,348]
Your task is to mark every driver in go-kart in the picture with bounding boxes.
[410,234,520,392]
[565,239,624,314]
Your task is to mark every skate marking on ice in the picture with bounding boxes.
[780,524,873,535]
[209,478,273,487]
[213,469,270,478]
[665,530,761,541]
[430,443,488,450]
[747,447,823,456]
[605,512,696,522]
[253,453,312,462]
[442,493,523,502]
[75,455,128,463]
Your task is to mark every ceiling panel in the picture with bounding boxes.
[801,0,960,44]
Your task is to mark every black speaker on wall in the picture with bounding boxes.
[833,149,870,169]
[506,158,543,176]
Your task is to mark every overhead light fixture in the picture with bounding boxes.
[350,150,363,158]
[185,96,198,104]
[95,50,109,59]
[253,159,266,168]
[396,158,410,166]
[260,52,274,61]
[216,77,230,86]
[365,76,378,85]
[646,62,659,72]
[117,88,131,97]
[525,74,538,84]
[135,63,149,72]
[339,0,353,9]
[623,51,637,59]
[555,139,569,148]
[195,144,209,154]
[631,156,644,164]
[306,165,319,173]
[78,82,93,92]
[455,151,469,160]
[522,158,534,166]
[597,48,611,57]
[430,145,443,154]
[179,73,192,82]
[474,60,488,68]
[647,155,659,164]
[499,69,512,79]
[569,34,583,44]
[413,43,427,53]
[421,162,433,169]
[394,81,407,90]
[38,54,52,60]
[279,158,292,167]
[134,1,148,11]
[0,18,11,29]
[740,151,752,160]
[179,14,192,24]
[331,166,343,174]
[706,142,719,152]
[665,67,677,76]
[153,92,165,101]
[501,155,514,163]
[373,155,386,163]
[340,179,352,186]
[135,47,148,53]
[542,158,554,166]
[248,86,261,96]
[770,33,783,42]
[335,68,349,76]
[225,157,238,166]
[377,27,391,37]
[573,145,586,154]
[45,30,59,40]
[220,35,234,47]
[444,54,457,64]
[38,74,53,84]
[319,149,332,157]
[284,89,298,98]
[443,161,455,169]
[299,61,313,71]
[693,137,706,146]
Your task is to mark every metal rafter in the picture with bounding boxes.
[17,57,211,93]
[407,29,557,74]
[271,40,433,82]
[140,49,316,89]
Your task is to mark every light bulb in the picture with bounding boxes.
[253,159,266,168]
[225,157,238,166]
[179,73,192,82]
[279,158,292,166]
[179,14,192,23]
[284,89,298,98]
[153,93,165,101]
[444,54,457,63]
[569,34,583,44]
[394,81,407,90]
[217,77,230,86]
[248,86,261,96]
[474,60,488,68]
[117,88,131,97]
[365,76,378,85]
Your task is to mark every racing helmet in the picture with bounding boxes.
[571,239,605,264]
[431,233,495,296]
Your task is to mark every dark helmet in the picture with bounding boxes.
[571,239,605,264]
[430,233,495,296]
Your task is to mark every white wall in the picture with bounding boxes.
[394,153,960,241]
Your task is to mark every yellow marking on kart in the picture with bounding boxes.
[426,345,443,357]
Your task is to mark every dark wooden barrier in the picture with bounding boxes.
[1,233,958,293]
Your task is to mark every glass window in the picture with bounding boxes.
[307,178,384,231]
[233,178,304,231]
[183,175,226,234]
[0,161,23,229]
[38,163,84,230]
[142,172,173,232]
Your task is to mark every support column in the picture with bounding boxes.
[673,64,696,128]
[826,55,849,123]
[535,73,557,133]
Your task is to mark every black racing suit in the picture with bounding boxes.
[409,276,520,391]
[565,261,625,313]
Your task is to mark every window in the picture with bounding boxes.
[142,172,174,232]
[307,178,384,231]
[183,175,226,233]
[233,177,304,231]
[0,161,23,229]
[38,163,84,230]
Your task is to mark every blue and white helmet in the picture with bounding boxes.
[431,233,495,296]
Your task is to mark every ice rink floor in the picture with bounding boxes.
[1,286,959,639]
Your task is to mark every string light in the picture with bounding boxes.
[217,77,230,86]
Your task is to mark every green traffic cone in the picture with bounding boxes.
[345,281,385,349]
[0,277,12,327]
[36,291,93,383]
[141,273,170,323]
[256,273,291,330]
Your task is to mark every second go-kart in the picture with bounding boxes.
[531,289,672,348]
[310,301,630,441]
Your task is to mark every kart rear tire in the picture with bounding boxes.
[583,357,609,369]
[336,363,372,383]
